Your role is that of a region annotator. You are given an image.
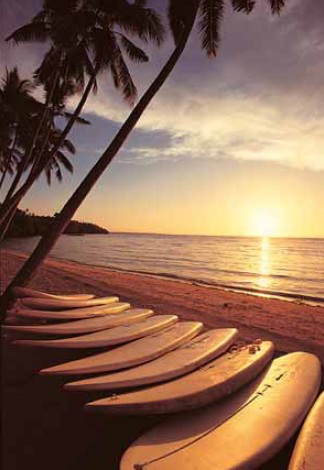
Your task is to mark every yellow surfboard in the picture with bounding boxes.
[120,352,321,470]
[42,322,204,376]
[21,296,119,310]
[14,315,179,349]
[65,328,238,391]
[289,391,324,470]
[86,341,274,415]
[12,286,95,300]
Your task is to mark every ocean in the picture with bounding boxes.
[4,234,324,306]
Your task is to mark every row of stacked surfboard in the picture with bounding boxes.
[4,286,323,470]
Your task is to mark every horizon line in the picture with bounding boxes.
[105,231,324,240]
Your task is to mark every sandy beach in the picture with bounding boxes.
[2,249,324,470]
[2,249,324,359]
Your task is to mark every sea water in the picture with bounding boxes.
[4,234,324,306]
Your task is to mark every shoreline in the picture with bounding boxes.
[3,245,324,308]
[2,248,324,362]
[2,248,324,470]
[50,258,324,307]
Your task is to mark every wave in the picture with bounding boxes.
[3,234,324,307]
[89,262,324,306]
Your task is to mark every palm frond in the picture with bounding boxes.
[62,112,90,125]
[114,2,165,46]
[110,46,137,105]
[137,8,165,46]
[91,28,116,72]
[268,0,285,14]
[43,0,79,14]
[34,47,62,84]
[55,166,63,182]
[31,10,48,24]
[118,34,149,62]
[60,138,76,154]
[45,166,52,185]
[231,0,255,14]
[199,0,224,57]
[6,22,49,43]
[168,0,198,45]
[54,151,74,173]
[92,77,98,95]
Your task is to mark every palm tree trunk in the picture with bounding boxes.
[0,6,199,318]
[0,154,31,241]
[0,67,98,227]
[0,155,12,192]
[0,166,8,191]
[28,114,53,179]
[0,128,18,192]
[0,71,60,222]
[0,205,17,242]
[3,163,22,201]
[0,116,54,242]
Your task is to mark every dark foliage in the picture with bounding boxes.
[4,209,109,238]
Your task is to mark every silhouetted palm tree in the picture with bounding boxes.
[0,0,164,226]
[0,68,88,241]
[0,120,77,243]
[36,130,75,186]
[0,68,39,191]
[0,0,286,318]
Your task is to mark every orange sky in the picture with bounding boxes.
[2,0,324,238]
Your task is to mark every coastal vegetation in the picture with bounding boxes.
[0,67,82,242]
[4,209,108,238]
[0,0,286,318]
[0,0,162,238]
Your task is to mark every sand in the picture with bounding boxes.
[1,249,324,470]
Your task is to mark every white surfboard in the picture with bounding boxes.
[14,315,179,349]
[64,328,238,391]
[21,296,119,310]
[41,322,205,376]
[85,341,274,415]
[13,302,129,320]
[3,308,153,336]
[288,391,324,470]
[12,286,95,300]
[120,352,321,470]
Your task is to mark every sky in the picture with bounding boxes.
[1,0,324,237]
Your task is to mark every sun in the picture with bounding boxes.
[251,210,279,237]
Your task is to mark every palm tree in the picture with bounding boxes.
[0,73,87,241]
[0,123,77,243]
[35,130,75,186]
[0,0,286,317]
[0,0,164,226]
[0,128,21,189]
[0,68,39,191]
[0,86,90,242]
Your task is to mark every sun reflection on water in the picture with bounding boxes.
[257,237,271,288]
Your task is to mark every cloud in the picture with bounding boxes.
[2,0,324,171]
[70,0,324,171]
[116,93,324,171]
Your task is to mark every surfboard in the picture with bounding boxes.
[288,391,324,470]
[41,322,204,376]
[120,352,321,470]
[14,315,179,349]
[85,341,274,415]
[21,296,119,310]
[13,302,129,320]
[12,286,95,300]
[3,308,153,336]
[64,328,238,391]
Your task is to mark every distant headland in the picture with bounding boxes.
[4,209,109,238]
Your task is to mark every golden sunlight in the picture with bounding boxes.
[251,209,280,237]
[257,237,271,288]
